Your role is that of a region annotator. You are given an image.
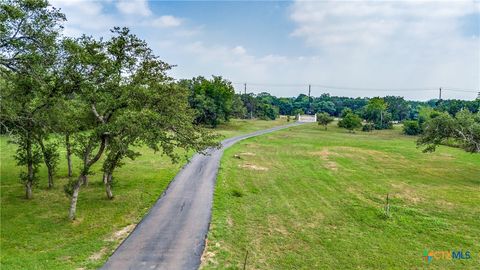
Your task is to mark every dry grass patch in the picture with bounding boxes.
[200,239,217,266]
[239,152,256,156]
[88,247,108,261]
[390,183,423,204]
[239,163,269,171]
[108,224,136,242]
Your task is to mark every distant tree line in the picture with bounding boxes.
[186,88,479,128]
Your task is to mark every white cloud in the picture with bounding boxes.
[152,15,182,28]
[284,0,480,99]
[51,0,117,37]
[49,0,479,100]
[232,46,246,55]
[116,0,152,17]
[290,1,477,47]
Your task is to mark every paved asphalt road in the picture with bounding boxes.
[102,122,303,270]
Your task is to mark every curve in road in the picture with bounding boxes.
[102,122,302,270]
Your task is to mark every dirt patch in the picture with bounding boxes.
[89,247,108,261]
[226,216,233,227]
[390,183,423,204]
[200,239,217,266]
[324,161,338,171]
[239,163,268,171]
[239,152,256,156]
[108,224,136,242]
[435,199,455,209]
[437,153,455,160]
[312,146,407,165]
[310,149,339,160]
[310,148,340,171]
[346,186,378,207]
[59,256,72,262]
[266,215,289,236]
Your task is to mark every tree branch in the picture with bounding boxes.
[91,104,105,123]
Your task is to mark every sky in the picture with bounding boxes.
[49,0,480,100]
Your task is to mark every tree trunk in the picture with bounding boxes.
[25,181,33,199]
[47,165,54,189]
[103,172,108,185]
[105,173,114,200]
[38,138,54,188]
[66,133,72,177]
[69,177,82,220]
[26,137,34,199]
[81,174,88,186]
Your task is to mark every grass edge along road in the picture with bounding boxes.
[202,123,480,270]
[0,118,287,270]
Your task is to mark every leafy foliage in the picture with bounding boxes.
[363,97,392,130]
[0,0,65,198]
[417,110,480,153]
[180,76,235,127]
[403,120,421,135]
[61,28,219,218]
[316,112,334,130]
[338,113,362,132]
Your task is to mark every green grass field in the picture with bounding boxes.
[202,123,480,269]
[0,119,287,270]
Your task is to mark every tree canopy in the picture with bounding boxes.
[417,110,480,153]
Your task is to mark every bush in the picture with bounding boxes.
[403,120,421,135]
[338,112,362,132]
[362,123,375,132]
[316,112,334,130]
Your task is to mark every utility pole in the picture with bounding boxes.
[244,83,246,95]
[439,87,442,100]
[308,84,312,115]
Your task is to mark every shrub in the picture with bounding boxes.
[338,113,362,132]
[403,120,421,135]
[316,112,334,130]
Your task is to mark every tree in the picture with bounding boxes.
[231,94,247,118]
[240,93,257,119]
[340,107,353,118]
[364,97,392,129]
[0,0,65,197]
[417,110,480,153]
[316,112,333,130]
[63,28,218,219]
[384,96,409,121]
[338,112,362,133]
[314,101,336,115]
[256,103,278,120]
[277,97,293,115]
[180,76,235,127]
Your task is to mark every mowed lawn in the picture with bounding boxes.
[202,123,480,269]
[0,119,287,270]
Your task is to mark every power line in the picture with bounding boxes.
[232,82,478,93]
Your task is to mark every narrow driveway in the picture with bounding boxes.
[102,122,302,270]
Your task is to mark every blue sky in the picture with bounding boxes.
[51,0,479,100]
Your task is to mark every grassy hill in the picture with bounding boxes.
[202,123,480,269]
